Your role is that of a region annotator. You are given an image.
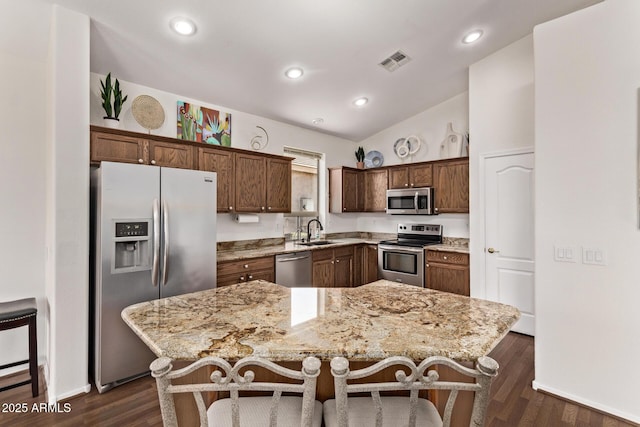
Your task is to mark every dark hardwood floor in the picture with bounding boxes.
[0,333,637,426]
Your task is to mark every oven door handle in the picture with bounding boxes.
[378,244,424,254]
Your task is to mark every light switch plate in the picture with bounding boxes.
[582,247,606,265]
[554,245,577,262]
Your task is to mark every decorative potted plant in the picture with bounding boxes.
[355,146,365,169]
[100,73,128,128]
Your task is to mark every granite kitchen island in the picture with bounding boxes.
[122,280,519,426]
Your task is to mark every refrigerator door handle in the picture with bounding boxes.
[152,198,160,287]
[162,200,169,286]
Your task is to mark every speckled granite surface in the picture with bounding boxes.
[122,279,518,363]
[428,237,469,254]
[217,234,468,262]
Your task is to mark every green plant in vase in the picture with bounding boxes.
[100,72,128,128]
[355,146,365,169]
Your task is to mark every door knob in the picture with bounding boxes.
[487,247,500,254]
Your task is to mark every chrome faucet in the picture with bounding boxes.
[306,219,324,242]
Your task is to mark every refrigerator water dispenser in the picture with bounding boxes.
[112,220,152,272]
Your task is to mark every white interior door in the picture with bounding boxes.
[484,152,535,336]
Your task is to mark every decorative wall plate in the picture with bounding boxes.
[364,150,384,168]
[394,135,422,159]
[131,95,165,132]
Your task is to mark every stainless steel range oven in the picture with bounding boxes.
[378,224,443,287]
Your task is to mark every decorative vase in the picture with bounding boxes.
[103,117,120,129]
[356,161,364,169]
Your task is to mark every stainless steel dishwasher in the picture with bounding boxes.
[275,251,312,287]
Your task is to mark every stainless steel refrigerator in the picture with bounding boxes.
[90,161,217,393]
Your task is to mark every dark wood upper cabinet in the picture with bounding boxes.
[198,147,234,213]
[148,140,195,169]
[433,158,469,213]
[409,163,433,188]
[329,167,364,213]
[388,164,433,189]
[234,153,267,213]
[90,131,147,165]
[266,158,292,213]
[364,169,388,212]
[90,126,291,214]
[234,154,292,214]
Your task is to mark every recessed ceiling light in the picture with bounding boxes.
[462,30,483,44]
[312,118,324,125]
[170,17,197,36]
[353,97,369,107]
[285,67,304,79]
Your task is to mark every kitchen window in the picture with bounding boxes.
[283,146,322,241]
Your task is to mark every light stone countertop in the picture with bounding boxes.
[217,238,374,262]
[218,237,468,262]
[122,279,518,363]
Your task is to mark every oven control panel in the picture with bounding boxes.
[397,223,442,235]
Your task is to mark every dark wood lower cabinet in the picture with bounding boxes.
[216,256,275,288]
[312,249,334,287]
[363,244,379,284]
[425,250,470,296]
[334,250,353,287]
[312,247,354,287]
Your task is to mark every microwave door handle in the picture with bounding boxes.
[414,192,419,214]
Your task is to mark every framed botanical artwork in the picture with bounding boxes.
[177,101,231,146]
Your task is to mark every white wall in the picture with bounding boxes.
[46,5,91,401]
[534,0,640,422]
[0,3,49,373]
[89,74,358,240]
[468,35,534,298]
[358,92,470,237]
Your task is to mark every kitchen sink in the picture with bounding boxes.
[297,240,335,246]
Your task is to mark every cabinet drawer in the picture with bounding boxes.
[333,246,354,257]
[312,249,334,262]
[217,268,274,287]
[217,256,274,276]
[426,250,469,266]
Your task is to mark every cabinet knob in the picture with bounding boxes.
[434,207,439,213]
[248,275,253,280]
[426,263,430,267]
[405,183,408,187]
[410,183,414,187]
[343,208,346,211]
[331,261,334,264]
[240,276,245,281]
[138,158,144,164]
[443,256,448,260]
[243,264,249,269]
[336,259,340,263]
[229,206,233,210]
[268,207,272,210]
[151,160,156,165]
[261,206,265,211]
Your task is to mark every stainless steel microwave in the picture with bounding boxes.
[386,187,435,215]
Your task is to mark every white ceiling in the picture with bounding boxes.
[33,0,600,141]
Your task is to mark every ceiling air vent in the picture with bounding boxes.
[379,50,411,72]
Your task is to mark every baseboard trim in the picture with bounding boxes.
[48,383,91,404]
[532,380,640,424]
